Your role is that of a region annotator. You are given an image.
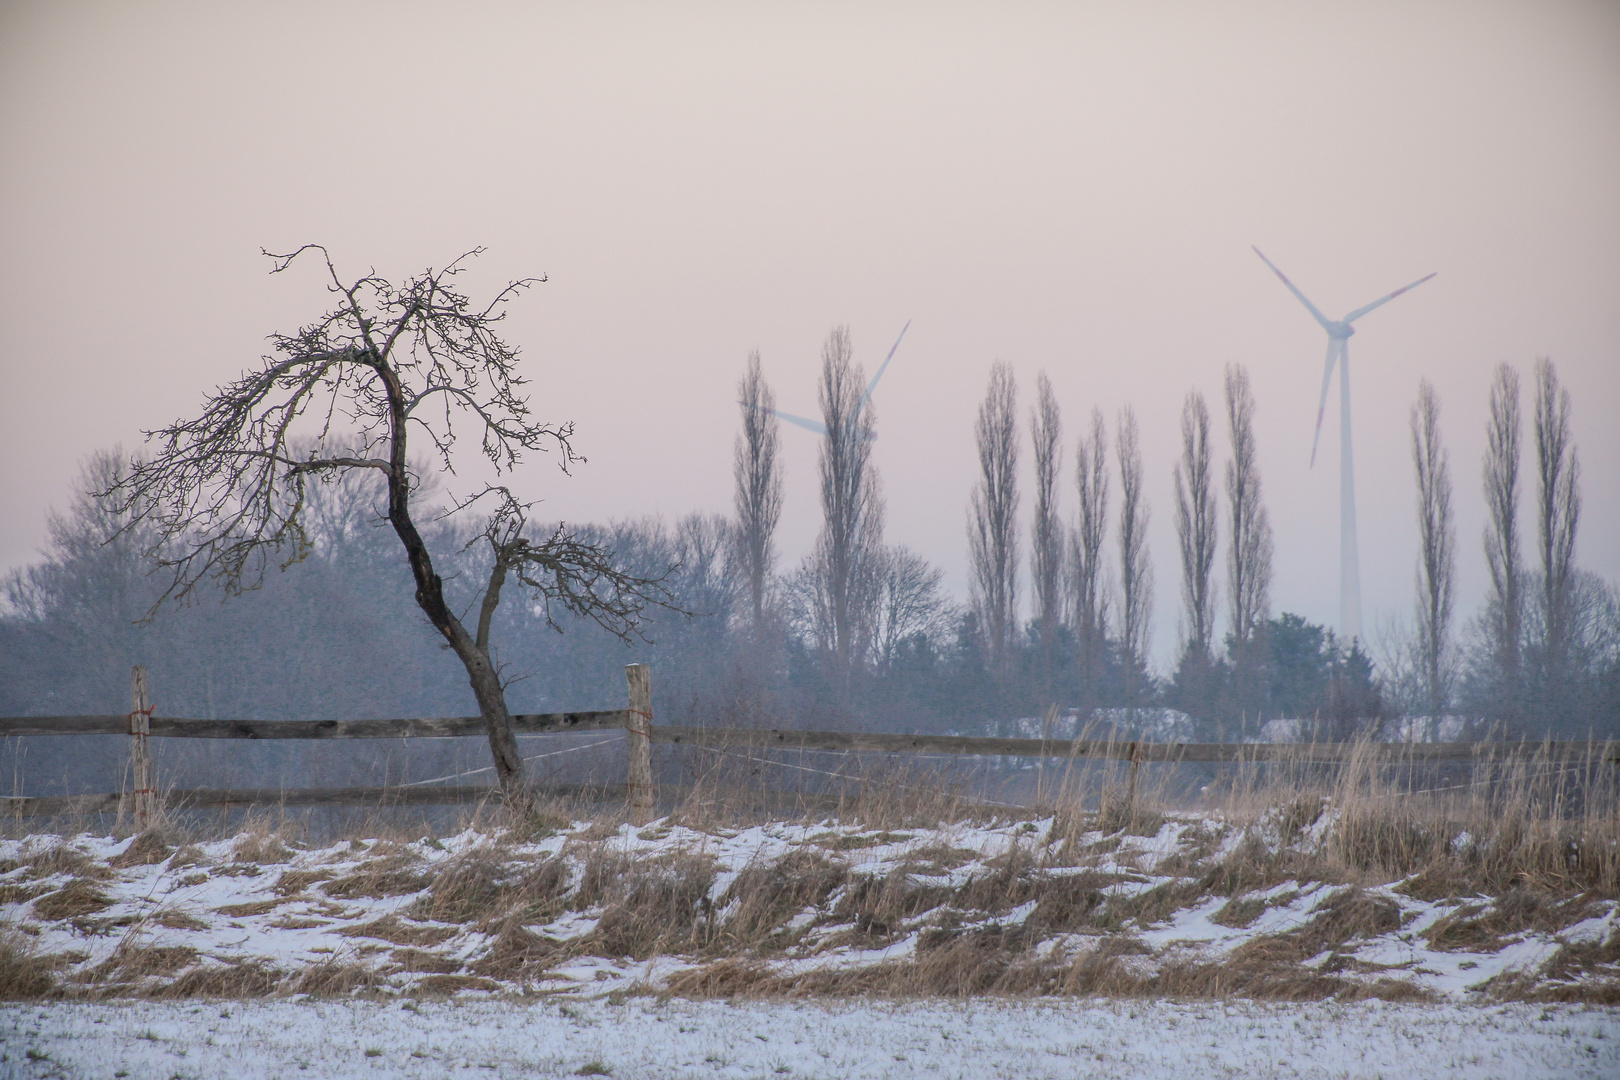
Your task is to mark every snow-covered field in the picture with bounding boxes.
[2,997,1616,1079]
[3,810,1613,1002]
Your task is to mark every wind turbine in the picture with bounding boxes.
[752,321,912,437]
[1252,247,1436,641]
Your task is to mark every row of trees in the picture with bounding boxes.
[730,330,1614,737]
[957,362,1277,723]
[727,333,1290,727]
[1397,360,1609,731]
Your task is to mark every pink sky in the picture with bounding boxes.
[2,1,1616,665]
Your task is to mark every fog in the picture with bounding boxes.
[3,0,1618,671]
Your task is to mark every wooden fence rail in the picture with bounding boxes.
[652,726,1620,764]
[4,714,1613,764]
[1,662,1614,819]
[0,783,848,818]
[0,711,630,739]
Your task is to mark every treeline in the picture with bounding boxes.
[0,343,1615,742]
[735,341,1616,739]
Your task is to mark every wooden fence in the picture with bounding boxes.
[2,664,1615,823]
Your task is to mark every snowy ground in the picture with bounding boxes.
[3,812,1614,1002]
[2,997,1617,1079]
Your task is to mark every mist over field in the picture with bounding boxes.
[2,4,1617,791]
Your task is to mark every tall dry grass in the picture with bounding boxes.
[7,733,1615,900]
[1202,738,1619,899]
[3,734,1616,1003]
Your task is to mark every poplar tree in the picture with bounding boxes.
[734,351,783,631]
[1029,372,1064,693]
[1482,362,1522,713]
[1411,379,1455,719]
[968,362,1020,677]
[1116,406,1152,705]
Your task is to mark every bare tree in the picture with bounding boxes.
[1534,357,1581,695]
[1116,406,1153,699]
[734,351,783,631]
[968,362,1020,677]
[1482,362,1523,711]
[811,326,884,674]
[1029,372,1063,691]
[6,450,157,703]
[1411,379,1456,719]
[674,513,739,625]
[1173,390,1218,660]
[1072,408,1110,704]
[1224,364,1272,648]
[103,247,674,803]
[872,545,955,671]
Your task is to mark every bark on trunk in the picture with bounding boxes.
[368,347,528,804]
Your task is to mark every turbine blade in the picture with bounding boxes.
[1253,247,1334,332]
[1342,271,1437,324]
[772,409,827,436]
[857,319,912,414]
[738,400,827,435]
[1309,339,1340,468]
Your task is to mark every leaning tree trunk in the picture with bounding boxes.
[462,651,526,795]
[374,350,528,802]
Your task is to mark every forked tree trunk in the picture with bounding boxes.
[373,352,529,803]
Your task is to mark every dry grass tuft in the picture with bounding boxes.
[469,922,566,982]
[289,958,385,996]
[589,849,718,961]
[662,958,775,997]
[415,974,501,996]
[273,868,335,896]
[159,960,281,999]
[406,845,570,928]
[32,878,114,921]
[388,947,462,974]
[231,833,297,865]
[167,844,210,870]
[336,914,457,948]
[896,843,981,875]
[1023,872,1129,935]
[1533,933,1620,995]
[109,831,173,868]
[0,933,56,1000]
[1422,885,1581,951]
[88,944,198,984]
[323,852,431,899]
[153,908,210,931]
[1266,887,1401,964]
[826,872,947,950]
[0,880,51,905]
[709,849,847,953]
[1210,896,1268,928]
[1214,738,1620,903]
[214,899,287,918]
[1196,834,1344,899]
[22,844,114,882]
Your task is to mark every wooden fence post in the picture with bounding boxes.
[1125,741,1141,816]
[625,664,655,824]
[129,666,156,828]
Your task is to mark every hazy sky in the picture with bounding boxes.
[2,0,1617,666]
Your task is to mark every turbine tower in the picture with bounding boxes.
[750,321,911,437]
[1252,248,1435,641]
